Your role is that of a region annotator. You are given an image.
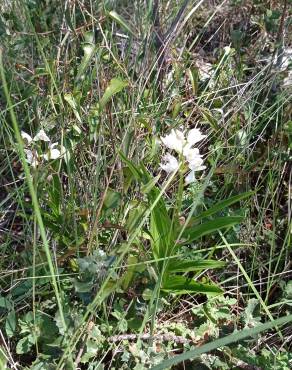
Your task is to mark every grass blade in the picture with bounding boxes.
[150,314,292,370]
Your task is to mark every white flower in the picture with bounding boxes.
[184,147,206,172]
[185,171,196,184]
[44,148,60,160]
[160,129,186,153]
[160,153,179,173]
[160,127,207,183]
[188,155,206,171]
[160,128,206,155]
[24,149,39,167]
[183,147,200,162]
[44,143,66,160]
[187,128,206,146]
[33,129,50,142]
[21,131,33,145]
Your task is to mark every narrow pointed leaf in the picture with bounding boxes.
[141,175,160,194]
[181,216,243,244]
[64,93,82,123]
[108,11,135,36]
[167,259,225,273]
[99,78,128,111]
[162,275,222,295]
[76,37,96,81]
[190,191,253,224]
[119,151,141,180]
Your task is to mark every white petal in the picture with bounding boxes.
[60,145,66,155]
[187,128,206,146]
[160,153,179,173]
[188,156,205,171]
[24,149,33,163]
[185,171,196,184]
[24,149,39,167]
[49,142,59,149]
[160,129,186,153]
[51,142,66,155]
[44,148,61,160]
[183,147,200,161]
[189,162,206,172]
[34,129,50,142]
[21,131,33,145]
[49,148,61,159]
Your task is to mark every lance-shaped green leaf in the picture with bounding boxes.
[162,275,222,295]
[141,175,160,194]
[99,78,128,111]
[181,216,243,244]
[190,191,253,224]
[108,10,135,36]
[167,259,225,273]
[76,33,96,81]
[119,151,142,180]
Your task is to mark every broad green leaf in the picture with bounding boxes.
[5,310,16,337]
[162,275,222,295]
[103,189,121,210]
[181,216,243,244]
[150,206,172,261]
[16,334,35,354]
[122,129,134,157]
[126,202,147,233]
[108,10,135,36]
[0,347,8,370]
[138,164,173,261]
[0,296,12,310]
[99,78,128,111]
[189,191,253,224]
[167,259,225,273]
[150,314,292,370]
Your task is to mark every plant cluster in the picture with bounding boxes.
[0,0,291,369]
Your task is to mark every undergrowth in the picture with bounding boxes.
[0,0,291,369]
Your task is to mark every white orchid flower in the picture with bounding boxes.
[161,128,206,154]
[160,153,179,173]
[160,127,207,182]
[185,171,196,184]
[24,149,39,167]
[183,147,200,162]
[188,156,206,172]
[186,128,206,146]
[185,162,206,185]
[33,129,50,142]
[160,129,186,153]
[44,142,66,161]
[21,131,33,145]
